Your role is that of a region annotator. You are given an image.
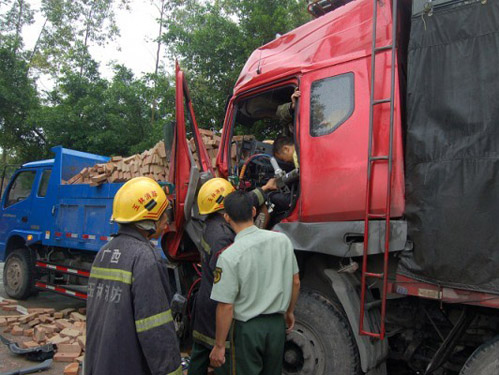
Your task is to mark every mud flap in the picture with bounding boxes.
[324,270,388,374]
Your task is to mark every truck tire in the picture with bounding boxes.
[460,336,499,375]
[283,289,361,375]
[3,248,37,300]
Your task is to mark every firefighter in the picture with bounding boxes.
[189,178,276,375]
[85,177,181,375]
[209,190,300,375]
[188,178,235,375]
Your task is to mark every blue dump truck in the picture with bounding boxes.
[0,146,162,300]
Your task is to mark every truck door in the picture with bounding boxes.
[0,169,37,256]
[299,58,404,222]
[163,63,214,261]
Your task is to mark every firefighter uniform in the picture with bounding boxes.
[188,214,234,375]
[211,225,299,375]
[189,179,266,375]
[85,225,182,375]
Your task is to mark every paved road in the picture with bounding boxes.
[0,262,84,374]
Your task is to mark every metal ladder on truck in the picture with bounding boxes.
[359,0,398,340]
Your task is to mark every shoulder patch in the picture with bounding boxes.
[214,267,222,284]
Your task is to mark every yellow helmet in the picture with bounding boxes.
[197,178,235,215]
[112,177,168,223]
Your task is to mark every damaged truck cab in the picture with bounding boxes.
[166,0,499,373]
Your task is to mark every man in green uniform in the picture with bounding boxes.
[209,191,300,375]
[189,178,277,375]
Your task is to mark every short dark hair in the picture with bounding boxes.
[273,136,294,156]
[224,190,253,223]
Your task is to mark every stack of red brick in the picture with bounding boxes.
[65,141,169,186]
[0,299,86,375]
[65,130,255,187]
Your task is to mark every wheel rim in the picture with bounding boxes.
[283,321,326,374]
[6,259,23,293]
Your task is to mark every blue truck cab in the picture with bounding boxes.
[0,146,161,300]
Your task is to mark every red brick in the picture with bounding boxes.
[0,298,17,304]
[48,335,71,345]
[19,313,37,324]
[0,318,6,327]
[58,343,81,355]
[54,352,80,362]
[53,312,64,319]
[2,305,18,311]
[59,308,76,316]
[70,312,86,322]
[60,328,80,338]
[11,325,24,336]
[33,326,46,342]
[28,318,40,328]
[23,328,34,337]
[39,314,55,323]
[55,319,73,330]
[63,362,79,375]
[40,324,58,334]
[22,341,40,349]
[77,336,86,350]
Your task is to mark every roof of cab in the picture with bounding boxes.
[233,0,393,95]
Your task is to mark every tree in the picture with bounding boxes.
[35,63,175,158]
[162,0,309,134]
[0,46,41,163]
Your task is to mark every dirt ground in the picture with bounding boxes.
[0,262,85,375]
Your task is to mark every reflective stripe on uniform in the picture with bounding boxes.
[90,267,133,284]
[168,365,183,375]
[135,309,173,333]
[192,330,230,349]
[201,237,211,254]
[252,188,265,206]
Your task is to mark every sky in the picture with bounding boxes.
[20,0,166,88]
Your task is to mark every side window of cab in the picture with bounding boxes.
[5,171,36,208]
[310,72,354,137]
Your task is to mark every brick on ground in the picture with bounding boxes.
[70,312,86,322]
[54,343,81,362]
[28,318,40,328]
[60,328,80,339]
[22,341,41,349]
[23,328,34,337]
[64,362,80,375]
[40,324,58,334]
[48,334,71,345]
[55,319,73,330]
[77,336,86,350]
[0,318,7,327]
[60,308,76,317]
[33,326,46,342]
[11,325,24,336]
[18,313,37,324]
[2,305,18,311]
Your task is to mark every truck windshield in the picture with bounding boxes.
[5,171,36,208]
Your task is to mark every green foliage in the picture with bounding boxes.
[35,64,175,158]
[0,46,41,162]
[162,0,309,135]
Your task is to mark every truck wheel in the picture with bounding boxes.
[283,289,361,375]
[3,248,36,300]
[460,336,499,375]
